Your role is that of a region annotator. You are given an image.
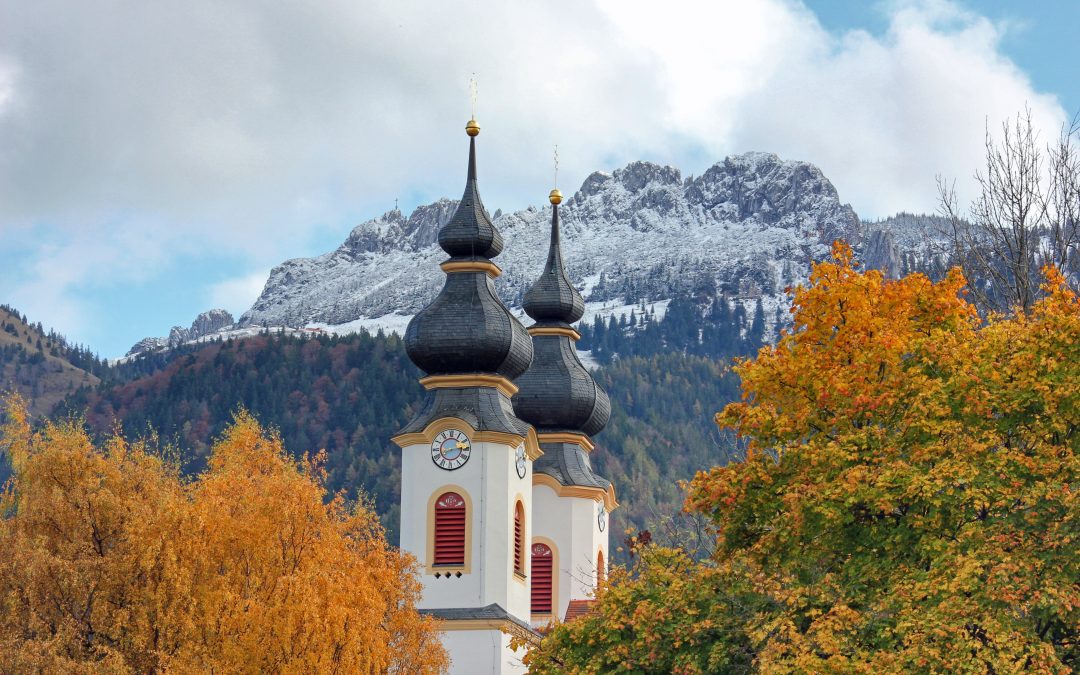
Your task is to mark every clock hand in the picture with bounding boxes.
[456,441,469,450]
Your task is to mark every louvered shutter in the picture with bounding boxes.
[531,543,553,614]
[513,502,524,575]
[434,492,466,566]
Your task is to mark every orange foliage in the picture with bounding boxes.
[689,244,1078,672]
[0,401,447,674]
[525,245,1077,673]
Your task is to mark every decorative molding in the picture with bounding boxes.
[425,484,473,575]
[440,260,502,278]
[537,431,595,453]
[418,374,519,398]
[524,428,543,461]
[437,618,541,645]
[533,473,619,511]
[527,326,581,341]
[393,416,543,465]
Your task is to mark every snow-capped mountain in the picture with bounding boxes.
[239,153,858,329]
[127,152,947,357]
[126,309,235,357]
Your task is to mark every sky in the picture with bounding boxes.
[0,0,1076,357]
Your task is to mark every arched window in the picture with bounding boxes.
[531,542,554,615]
[433,492,466,567]
[513,501,525,576]
[597,549,606,585]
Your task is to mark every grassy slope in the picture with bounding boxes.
[0,307,100,417]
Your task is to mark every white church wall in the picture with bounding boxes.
[441,628,528,675]
[399,436,533,621]
[531,483,609,623]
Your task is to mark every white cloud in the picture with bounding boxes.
[0,58,16,118]
[727,1,1064,217]
[0,0,1068,346]
[208,270,272,317]
[594,0,1064,217]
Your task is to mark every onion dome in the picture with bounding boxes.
[513,192,610,437]
[404,120,533,381]
[437,119,503,260]
[513,336,610,436]
[522,190,585,326]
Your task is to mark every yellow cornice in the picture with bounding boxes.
[533,472,619,511]
[419,374,519,398]
[436,618,541,645]
[392,416,543,461]
[528,326,581,341]
[440,260,502,279]
[537,431,595,453]
[524,427,543,461]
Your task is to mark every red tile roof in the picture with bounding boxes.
[563,599,597,622]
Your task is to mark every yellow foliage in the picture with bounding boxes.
[689,251,1079,672]
[0,402,447,674]
[526,248,1078,673]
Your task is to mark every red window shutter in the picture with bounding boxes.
[434,492,466,566]
[597,549,605,584]
[531,543,553,614]
[513,502,524,574]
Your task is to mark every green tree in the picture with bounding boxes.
[525,244,1079,673]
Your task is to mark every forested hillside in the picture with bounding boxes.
[63,331,420,537]
[0,305,110,486]
[0,305,105,416]
[61,293,760,551]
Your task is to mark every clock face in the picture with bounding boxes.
[597,504,607,532]
[515,445,527,479]
[431,429,471,471]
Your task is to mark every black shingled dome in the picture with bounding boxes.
[513,200,611,437]
[512,335,610,436]
[404,129,532,381]
[437,136,503,259]
[522,204,585,325]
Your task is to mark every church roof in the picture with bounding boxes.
[563,599,597,622]
[533,440,611,491]
[404,121,533,381]
[513,191,611,443]
[419,603,539,638]
[512,335,610,437]
[437,130,503,259]
[398,386,533,438]
[522,199,585,325]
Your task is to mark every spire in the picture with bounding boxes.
[404,119,533,382]
[437,119,503,260]
[522,188,585,326]
[513,185,610,439]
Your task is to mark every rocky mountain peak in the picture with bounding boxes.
[229,152,864,333]
[128,309,236,355]
[613,161,682,192]
[191,309,234,337]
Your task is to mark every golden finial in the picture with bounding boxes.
[549,145,561,204]
[466,74,479,136]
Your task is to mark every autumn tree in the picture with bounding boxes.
[0,401,448,674]
[524,244,1078,673]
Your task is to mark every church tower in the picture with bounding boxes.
[513,186,617,625]
[393,118,539,674]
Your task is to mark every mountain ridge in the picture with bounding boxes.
[237,152,858,328]
[127,152,948,357]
